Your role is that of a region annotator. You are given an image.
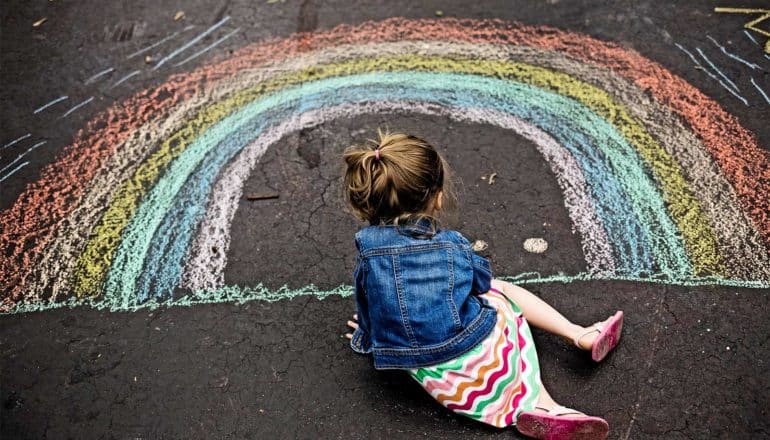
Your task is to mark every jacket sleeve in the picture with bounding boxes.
[452,231,493,294]
[470,252,493,294]
[350,252,373,355]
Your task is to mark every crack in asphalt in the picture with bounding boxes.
[621,293,665,440]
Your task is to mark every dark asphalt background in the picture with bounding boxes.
[1,1,769,439]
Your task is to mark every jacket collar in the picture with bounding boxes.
[396,216,438,239]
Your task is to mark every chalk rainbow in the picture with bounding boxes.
[2,18,769,314]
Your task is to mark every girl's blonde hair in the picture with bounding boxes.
[343,129,455,226]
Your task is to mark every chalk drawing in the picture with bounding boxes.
[0,161,30,183]
[126,25,195,60]
[84,67,115,84]
[743,29,760,45]
[675,19,770,111]
[706,35,762,70]
[741,30,770,62]
[153,16,231,70]
[695,46,741,92]
[109,70,141,89]
[714,8,770,53]
[0,140,46,175]
[32,96,68,114]
[675,43,749,105]
[2,18,769,315]
[173,28,241,67]
[3,22,232,185]
[61,97,94,118]
[751,77,770,105]
[1,133,31,151]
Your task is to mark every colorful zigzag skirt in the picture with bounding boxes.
[408,288,542,428]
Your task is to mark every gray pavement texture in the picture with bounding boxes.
[1,1,769,439]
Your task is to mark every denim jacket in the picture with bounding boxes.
[349,217,497,369]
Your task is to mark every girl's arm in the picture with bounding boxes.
[347,254,372,354]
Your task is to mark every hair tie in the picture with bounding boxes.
[374,149,381,161]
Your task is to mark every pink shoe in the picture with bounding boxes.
[574,311,624,362]
[516,405,609,440]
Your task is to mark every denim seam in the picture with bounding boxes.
[392,254,417,347]
[361,242,456,257]
[447,249,461,330]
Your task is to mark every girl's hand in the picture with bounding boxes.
[344,314,359,339]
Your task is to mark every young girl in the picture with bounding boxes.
[342,130,623,440]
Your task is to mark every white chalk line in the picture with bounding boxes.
[744,30,760,45]
[0,140,46,175]
[706,35,763,70]
[61,97,94,118]
[173,28,241,67]
[0,161,30,183]
[750,77,770,105]
[695,47,740,92]
[127,25,195,60]
[676,44,748,106]
[33,96,68,114]
[109,70,141,89]
[153,16,231,70]
[84,67,115,84]
[1,133,31,151]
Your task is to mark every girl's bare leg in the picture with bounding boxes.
[490,279,606,350]
[530,384,600,419]
[535,385,559,409]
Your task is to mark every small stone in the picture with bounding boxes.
[471,240,488,252]
[523,238,548,253]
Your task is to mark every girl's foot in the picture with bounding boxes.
[517,404,609,440]
[572,311,624,362]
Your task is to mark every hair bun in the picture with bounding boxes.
[343,129,452,225]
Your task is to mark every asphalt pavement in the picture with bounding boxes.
[1,1,769,438]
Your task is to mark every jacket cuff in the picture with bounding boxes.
[350,326,372,354]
